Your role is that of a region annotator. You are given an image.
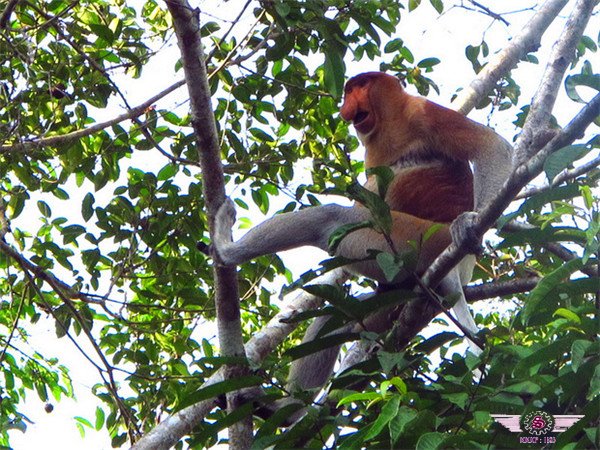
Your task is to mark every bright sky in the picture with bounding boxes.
[7,1,592,449]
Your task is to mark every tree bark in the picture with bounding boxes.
[163,1,251,449]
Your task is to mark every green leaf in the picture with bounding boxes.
[323,47,346,98]
[571,340,592,373]
[587,364,600,400]
[429,0,444,13]
[285,332,358,360]
[465,45,480,68]
[416,432,444,450]
[338,392,381,407]
[248,127,274,142]
[328,220,372,254]
[390,406,418,443]
[378,351,410,374]
[503,380,541,395]
[94,407,105,430]
[7,191,26,218]
[384,38,404,53]
[302,283,348,305]
[565,73,600,103]
[552,307,581,323]
[544,144,590,182]
[265,34,294,61]
[347,182,392,234]
[413,331,460,354]
[443,392,469,409]
[74,416,93,428]
[157,163,177,181]
[82,193,95,222]
[177,375,261,410]
[366,166,395,199]
[195,402,254,444]
[376,252,402,282]
[522,259,584,325]
[408,0,422,11]
[37,200,52,217]
[417,57,441,69]
[274,2,291,17]
[514,337,575,375]
[364,396,400,439]
[88,24,114,44]
[351,13,382,46]
[62,224,86,245]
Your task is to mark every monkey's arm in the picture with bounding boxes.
[450,130,513,253]
[470,132,514,211]
[423,101,514,210]
[423,103,514,251]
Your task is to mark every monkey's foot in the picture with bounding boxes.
[197,198,237,262]
[214,198,236,237]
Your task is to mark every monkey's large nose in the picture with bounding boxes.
[339,96,357,122]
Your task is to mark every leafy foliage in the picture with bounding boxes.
[0,0,598,448]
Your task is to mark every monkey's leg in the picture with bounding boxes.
[212,199,371,266]
[285,294,397,395]
[286,315,349,392]
[438,271,482,357]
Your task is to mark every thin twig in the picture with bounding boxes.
[0,79,186,154]
[459,0,510,26]
[454,0,569,115]
[516,153,600,199]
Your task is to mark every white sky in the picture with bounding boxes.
[7,1,597,449]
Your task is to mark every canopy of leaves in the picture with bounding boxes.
[0,0,598,448]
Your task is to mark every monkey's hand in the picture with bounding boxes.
[450,211,483,255]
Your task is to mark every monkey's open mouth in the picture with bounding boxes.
[353,110,369,126]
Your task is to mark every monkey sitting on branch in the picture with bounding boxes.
[210,72,513,420]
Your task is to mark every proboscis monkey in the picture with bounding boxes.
[211,72,513,420]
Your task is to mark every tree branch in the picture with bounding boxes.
[459,0,510,26]
[0,0,20,29]
[464,277,540,301]
[515,0,595,164]
[0,239,138,440]
[0,79,186,154]
[164,1,251,448]
[516,153,600,199]
[454,0,569,115]
[131,268,347,450]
